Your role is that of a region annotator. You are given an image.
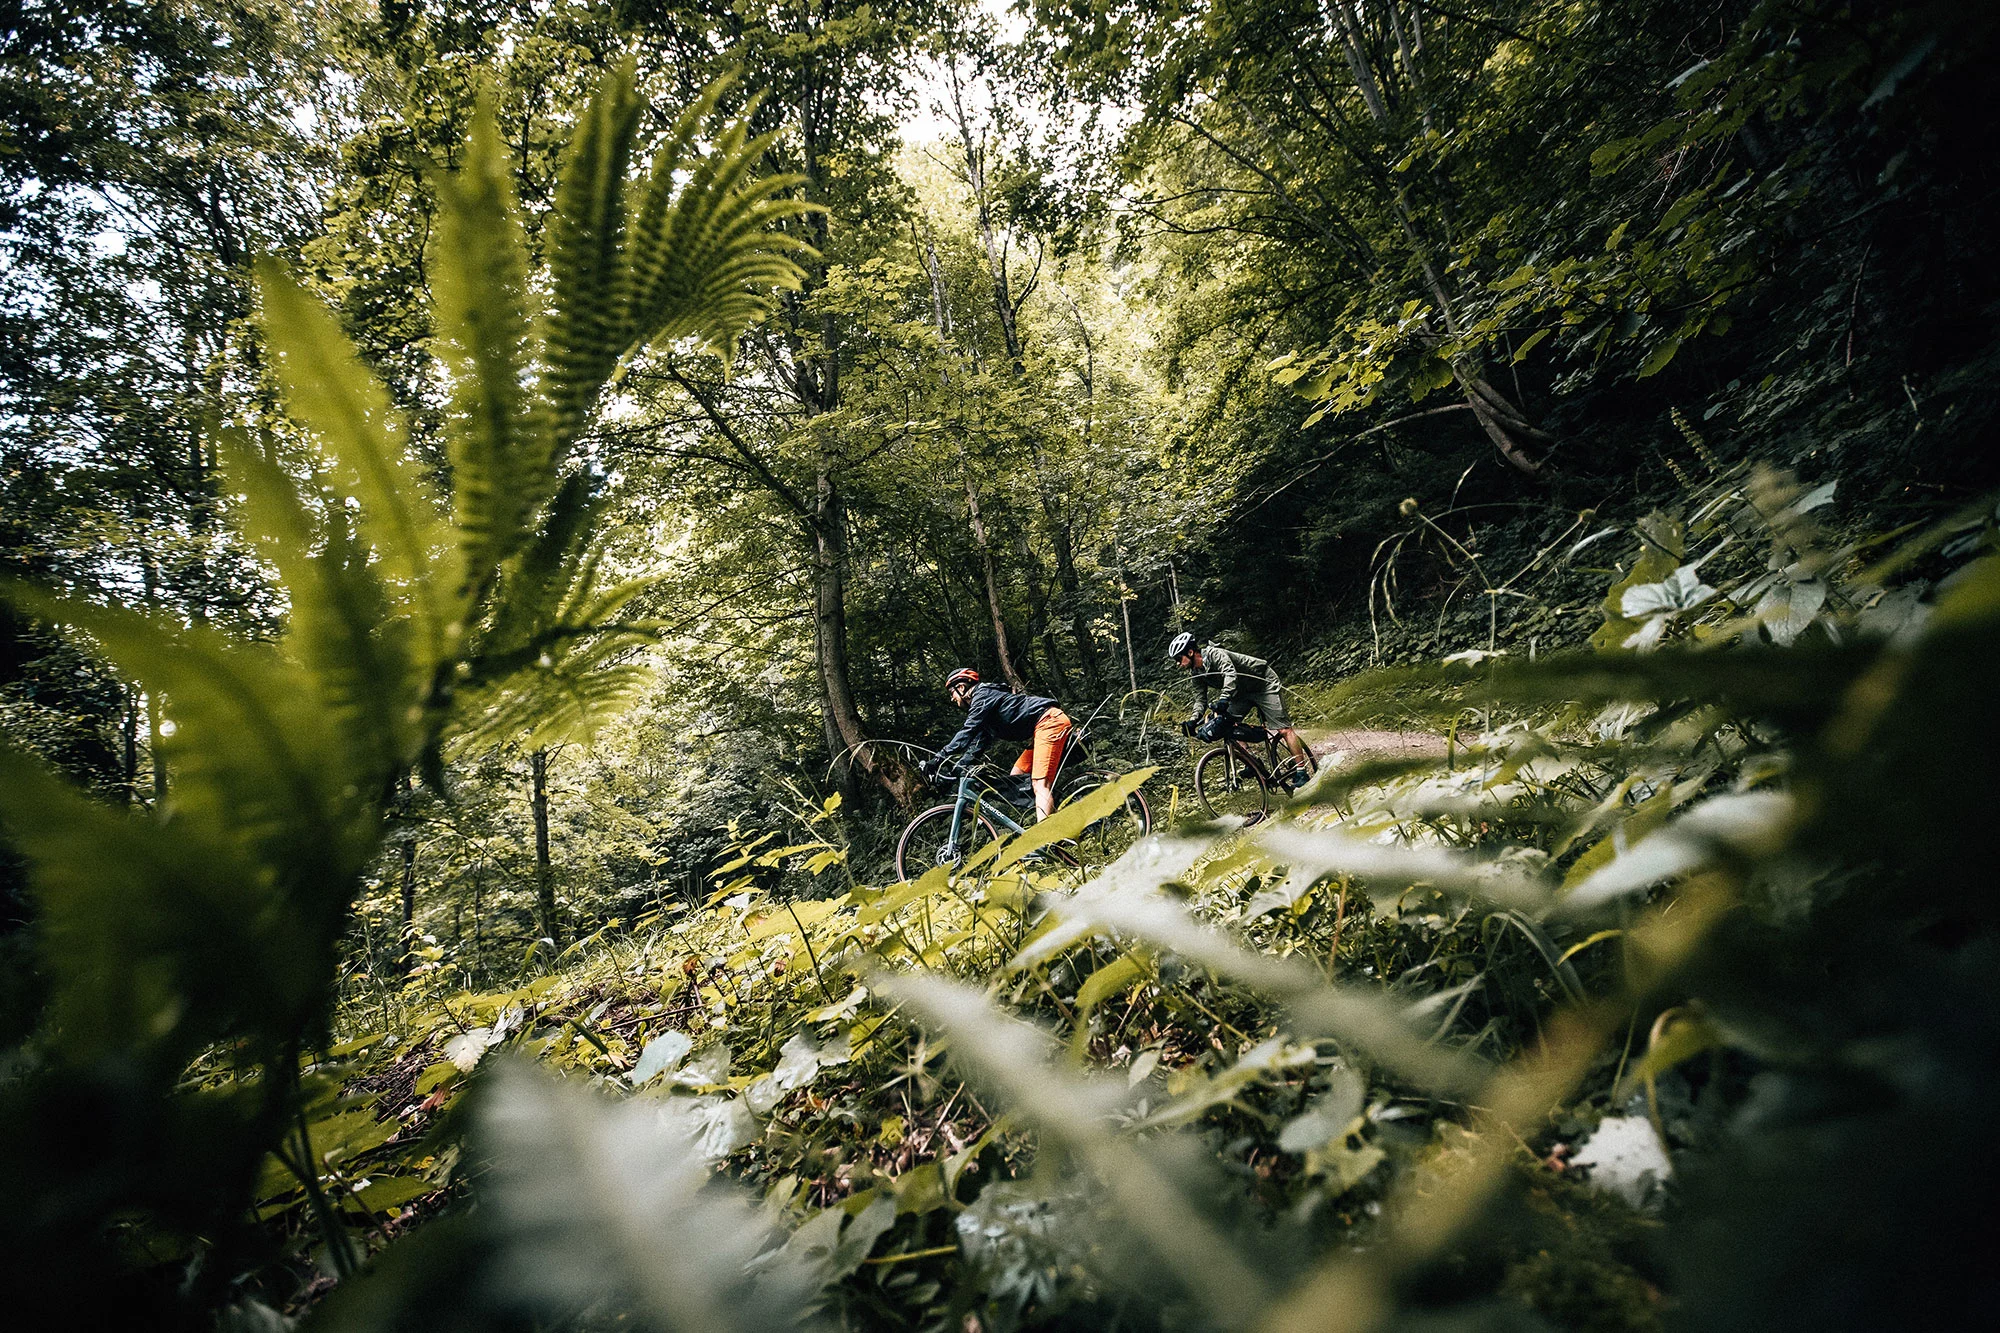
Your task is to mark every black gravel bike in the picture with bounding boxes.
[1192,718,1310,822]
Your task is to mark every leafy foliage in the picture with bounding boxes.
[0,58,814,1325]
[211,482,1996,1331]
[5,3,2000,1330]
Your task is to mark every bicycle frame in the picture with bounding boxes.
[932,700,1103,830]
[1222,731,1288,783]
[936,768,1034,859]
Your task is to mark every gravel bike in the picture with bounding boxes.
[1191,718,1310,822]
[895,749,1153,882]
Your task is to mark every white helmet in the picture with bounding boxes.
[1167,632,1196,660]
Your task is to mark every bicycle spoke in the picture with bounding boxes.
[1058,771,1154,866]
[1195,746,1271,820]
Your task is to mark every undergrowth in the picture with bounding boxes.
[179,471,1993,1331]
[3,55,1996,1332]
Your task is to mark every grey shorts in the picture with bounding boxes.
[1231,675,1290,728]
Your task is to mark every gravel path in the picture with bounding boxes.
[1303,728,1457,765]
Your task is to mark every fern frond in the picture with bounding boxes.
[0,747,317,1061]
[622,86,710,304]
[472,471,603,659]
[468,1061,829,1331]
[219,429,419,785]
[559,571,662,629]
[521,658,654,749]
[625,100,819,358]
[454,650,654,752]
[537,57,645,465]
[432,93,538,592]
[255,262,454,668]
[0,586,372,878]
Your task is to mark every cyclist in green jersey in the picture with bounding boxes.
[1168,632,1318,779]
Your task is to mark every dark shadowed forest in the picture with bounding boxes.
[2,1,1997,1328]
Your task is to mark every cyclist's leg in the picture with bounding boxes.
[1257,674,1316,774]
[1007,747,1035,811]
[1028,708,1072,820]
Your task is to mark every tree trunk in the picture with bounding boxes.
[141,554,167,806]
[922,222,1028,693]
[813,470,920,808]
[397,838,418,971]
[1053,287,1105,695]
[146,690,167,808]
[396,774,418,972]
[1324,0,1549,476]
[960,449,1026,690]
[1115,545,1140,696]
[530,747,558,947]
[122,686,140,806]
[1051,524,1100,695]
[948,59,1032,375]
[471,867,483,978]
[1014,528,1060,693]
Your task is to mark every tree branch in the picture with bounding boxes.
[662,364,816,521]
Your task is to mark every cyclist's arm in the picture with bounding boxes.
[1207,646,1240,712]
[937,692,997,764]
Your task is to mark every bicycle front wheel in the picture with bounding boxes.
[1059,770,1154,864]
[895,804,1003,882]
[1194,746,1271,820]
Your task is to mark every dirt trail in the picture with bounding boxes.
[1303,727,1456,766]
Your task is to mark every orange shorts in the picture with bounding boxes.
[1011,708,1073,782]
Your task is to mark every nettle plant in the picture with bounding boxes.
[0,61,814,1324]
[1589,446,1939,655]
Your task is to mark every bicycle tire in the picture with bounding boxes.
[1194,746,1271,820]
[895,804,1004,882]
[1057,770,1155,864]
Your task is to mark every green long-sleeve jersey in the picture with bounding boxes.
[1187,644,1272,716]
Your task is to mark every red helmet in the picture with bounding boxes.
[944,667,980,694]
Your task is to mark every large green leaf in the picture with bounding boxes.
[0,747,318,1061]
[537,57,645,462]
[1,587,363,874]
[1011,834,1491,1095]
[987,765,1156,872]
[218,430,417,786]
[255,263,453,668]
[470,470,601,659]
[432,94,538,589]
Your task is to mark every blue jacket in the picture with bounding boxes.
[938,683,1058,763]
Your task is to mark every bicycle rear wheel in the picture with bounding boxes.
[1058,770,1154,864]
[895,804,1003,882]
[1194,746,1271,820]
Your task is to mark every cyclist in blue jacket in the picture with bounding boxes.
[922,667,1073,820]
